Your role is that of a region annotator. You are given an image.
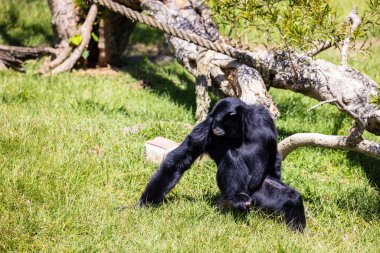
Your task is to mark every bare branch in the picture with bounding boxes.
[341,6,362,67]
[307,99,338,112]
[278,133,380,159]
[39,43,72,74]
[0,45,57,59]
[0,45,57,72]
[51,5,98,74]
[0,52,24,72]
[307,40,333,57]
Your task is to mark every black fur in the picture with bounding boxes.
[252,176,306,232]
[139,98,306,231]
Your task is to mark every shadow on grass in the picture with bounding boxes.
[0,3,52,46]
[347,152,380,190]
[167,192,254,224]
[121,57,196,112]
[128,23,166,46]
[276,128,299,141]
[74,99,130,116]
[0,23,52,46]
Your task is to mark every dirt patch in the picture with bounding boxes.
[74,66,122,76]
[129,79,151,90]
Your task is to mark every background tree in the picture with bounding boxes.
[0,0,139,73]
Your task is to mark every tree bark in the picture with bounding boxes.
[0,52,24,72]
[47,0,78,48]
[195,63,212,122]
[278,133,380,159]
[98,10,136,66]
[0,45,57,72]
[51,5,98,74]
[0,45,57,60]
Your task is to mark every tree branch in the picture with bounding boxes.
[258,48,380,135]
[0,52,24,72]
[278,133,380,159]
[100,0,378,136]
[307,6,361,58]
[346,121,364,146]
[0,45,57,59]
[307,99,339,112]
[51,5,98,74]
[341,6,361,67]
[0,45,57,72]
[307,40,333,57]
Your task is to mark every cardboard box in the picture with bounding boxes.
[145,137,179,163]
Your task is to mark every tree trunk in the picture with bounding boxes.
[0,0,138,72]
[51,4,99,74]
[47,0,78,48]
[98,10,136,67]
[42,0,138,72]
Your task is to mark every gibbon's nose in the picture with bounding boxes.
[212,122,225,136]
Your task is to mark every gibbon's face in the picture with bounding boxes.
[209,98,245,139]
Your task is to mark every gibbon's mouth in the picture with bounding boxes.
[213,127,225,136]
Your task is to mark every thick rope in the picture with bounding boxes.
[91,0,255,67]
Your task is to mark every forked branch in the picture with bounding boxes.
[341,6,362,67]
[307,6,362,58]
[51,4,98,74]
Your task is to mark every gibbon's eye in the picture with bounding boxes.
[228,112,237,116]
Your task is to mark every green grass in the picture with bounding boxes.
[0,0,52,46]
[0,59,379,252]
[0,0,379,252]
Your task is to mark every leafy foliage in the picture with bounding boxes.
[68,34,83,46]
[362,0,380,37]
[206,0,379,52]
[91,31,99,42]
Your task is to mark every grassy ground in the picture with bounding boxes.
[0,0,380,252]
[0,0,52,46]
[1,59,379,252]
